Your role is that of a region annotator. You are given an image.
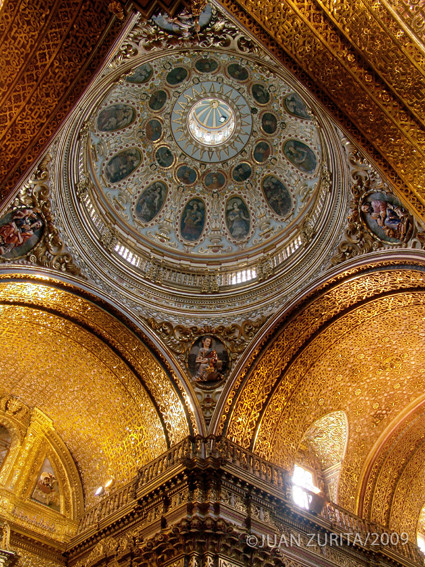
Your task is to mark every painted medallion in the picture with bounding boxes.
[226,197,250,240]
[284,140,317,173]
[135,182,167,223]
[262,175,292,217]
[105,148,141,183]
[97,104,135,132]
[181,198,205,241]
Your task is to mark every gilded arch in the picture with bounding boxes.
[0,272,199,509]
[217,256,425,515]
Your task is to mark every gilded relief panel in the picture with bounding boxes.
[0,0,124,204]
[357,402,425,536]
[221,267,425,444]
[221,267,425,519]
[220,0,425,219]
[0,279,195,506]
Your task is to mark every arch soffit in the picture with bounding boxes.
[216,258,425,513]
[0,272,199,504]
[357,397,425,536]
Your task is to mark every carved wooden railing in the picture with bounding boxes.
[322,500,423,564]
[137,435,289,490]
[76,435,424,566]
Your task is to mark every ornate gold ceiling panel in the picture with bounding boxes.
[219,263,425,518]
[357,399,425,537]
[218,0,425,220]
[301,410,347,472]
[0,277,194,506]
[0,0,126,207]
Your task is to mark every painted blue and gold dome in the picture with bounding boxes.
[87,51,324,258]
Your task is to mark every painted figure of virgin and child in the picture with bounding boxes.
[189,336,228,384]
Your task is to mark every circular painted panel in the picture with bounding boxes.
[262,176,292,217]
[261,112,278,135]
[97,104,136,132]
[135,182,167,223]
[284,92,311,119]
[204,171,226,190]
[181,198,205,241]
[195,58,219,73]
[155,146,174,168]
[0,208,44,259]
[226,197,250,240]
[232,162,252,182]
[252,84,270,105]
[149,90,167,111]
[253,141,271,163]
[125,63,153,84]
[284,140,317,173]
[177,165,197,185]
[152,4,212,33]
[145,119,162,142]
[166,67,188,86]
[360,192,412,243]
[227,63,248,81]
[105,148,141,183]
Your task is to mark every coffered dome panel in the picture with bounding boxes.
[54,9,347,315]
[87,51,322,258]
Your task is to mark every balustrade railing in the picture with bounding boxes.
[75,435,424,566]
[322,501,423,564]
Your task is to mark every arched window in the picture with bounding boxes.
[298,411,348,503]
[292,464,321,510]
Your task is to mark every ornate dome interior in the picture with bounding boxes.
[1,1,425,566]
[55,6,345,316]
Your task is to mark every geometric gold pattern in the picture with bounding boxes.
[0,0,125,207]
[219,261,425,523]
[219,0,425,223]
[0,275,195,507]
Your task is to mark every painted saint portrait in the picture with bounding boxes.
[0,207,44,259]
[232,162,252,183]
[188,336,229,384]
[125,63,153,84]
[262,175,292,217]
[152,4,212,36]
[166,67,188,86]
[181,198,205,241]
[227,63,248,81]
[226,197,250,240]
[148,90,167,111]
[177,165,197,185]
[155,146,174,168]
[135,182,167,223]
[97,104,136,132]
[252,84,270,105]
[0,426,11,470]
[105,148,141,183]
[360,192,412,243]
[145,119,163,142]
[31,457,60,512]
[261,113,278,135]
[204,171,225,190]
[284,140,317,173]
[284,92,311,119]
[253,141,271,163]
[195,58,218,73]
